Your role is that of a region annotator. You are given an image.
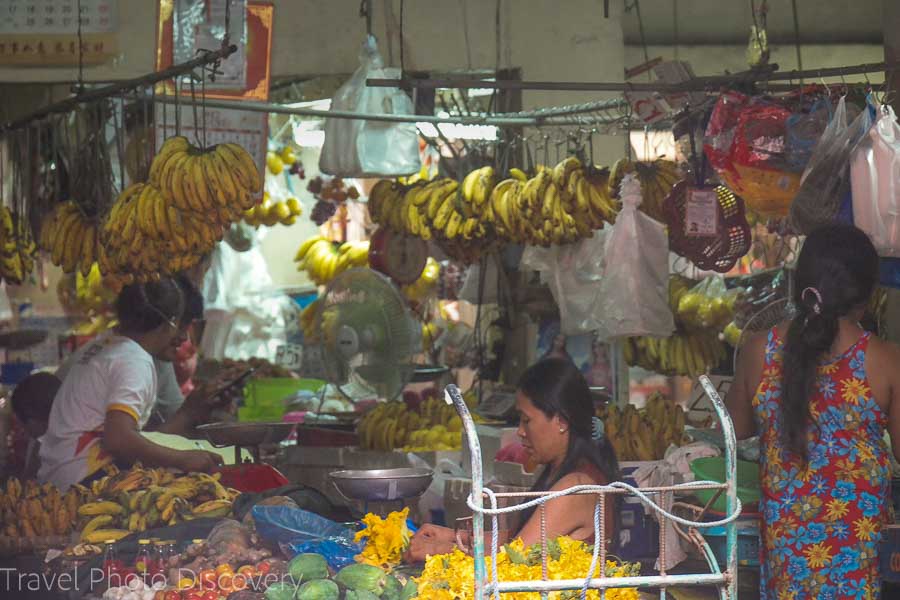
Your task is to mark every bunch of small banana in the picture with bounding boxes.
[300,298,320,342]
[357,397,466,452]
[91,136,262,282]
[600,392,687,462]
[244,194,303,227]
[402,256,441,303]
[148,136,261,220]
[623,330,727,378]
[0,206,36,284]
[38,200,98,276]
[73,466,239,543]
[0,478,87,540]
[74,262,118,314]
[293,235,369,286]
[488,158,619,247]
[607,158,681,222]
[368,173,499,263]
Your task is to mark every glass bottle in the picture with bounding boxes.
[134,539,152,578]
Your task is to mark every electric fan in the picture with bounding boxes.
[314,268,421,401]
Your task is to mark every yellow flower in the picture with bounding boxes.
[825,499,849,521]
[854,517,878,541]
[840,378,870,404]
[413,537,639,600]
[354,508,411,569]
[803,542,833,568]
[820,363,839,375]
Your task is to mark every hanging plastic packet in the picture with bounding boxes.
[596,174,674,338]
[319,35,421,177]
[852,103,900,256]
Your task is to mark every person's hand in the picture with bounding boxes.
[181,367,247,424]
[404,524,457,563]
[177,449,223,474]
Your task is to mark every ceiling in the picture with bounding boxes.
[622,0,883,45]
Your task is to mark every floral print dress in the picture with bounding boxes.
[752,328,891,600]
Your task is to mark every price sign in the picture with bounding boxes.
[275,343,303,370]
[684,188,720,237]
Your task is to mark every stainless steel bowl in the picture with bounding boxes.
[196,422,296,448]
[329,467,434,501]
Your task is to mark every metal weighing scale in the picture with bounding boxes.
[196,421,297,464]
[329,467,434,517]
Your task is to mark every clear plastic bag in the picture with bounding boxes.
[792,96,874,234]
[852,104,900,256]
[677,275,738,331]
[519,231,610,336]
[596,174,674,338]
[319,36,421,177]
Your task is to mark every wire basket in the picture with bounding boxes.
[664,180,752,273]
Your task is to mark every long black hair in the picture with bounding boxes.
[115,278,185,334]
[518,357,619,500]
[782,224,878,458]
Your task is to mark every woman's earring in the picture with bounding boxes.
[559,427,566,433]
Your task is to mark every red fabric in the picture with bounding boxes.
[217,463,290,493]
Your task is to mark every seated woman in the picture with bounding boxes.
[38,278,225,491]
[7,372,61,480]
[406,358,618,560]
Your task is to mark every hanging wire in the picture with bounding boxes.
[399,0,406,75]
[790,0,803,80]
[76,0,85,95]
[174,77,182,136]
[201,66,208,148]
[189,73,202,147]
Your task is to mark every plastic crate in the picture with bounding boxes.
[614,466,660,561]
[689,456,760,513]
[239,377,325,422]
[701,516,760,567]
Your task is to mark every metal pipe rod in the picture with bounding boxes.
[0,44,238,133]
[489,573,728,593]
[700,375,739,600]
[367,60,892,92]
[155,95,627,127]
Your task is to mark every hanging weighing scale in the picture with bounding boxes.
[368,227,429,285]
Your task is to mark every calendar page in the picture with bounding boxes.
[0,0,117,65]
[154,104,267,198]
[0,0,116,34]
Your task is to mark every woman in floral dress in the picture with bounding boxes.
[728,224,900,599]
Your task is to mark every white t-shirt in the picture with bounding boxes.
[38,335,158,490]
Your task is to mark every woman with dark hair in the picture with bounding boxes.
[727,224,900,599]
[39,278,224,491]
[406,358,618,560]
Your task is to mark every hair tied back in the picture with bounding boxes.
[591,416,605,440]
[801,286,823,315]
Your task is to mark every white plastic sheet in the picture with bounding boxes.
[519,230,609,336]
[200,236,296,362]
[852,105,900,256]
[319,36,421,178]
[596,174,674,338]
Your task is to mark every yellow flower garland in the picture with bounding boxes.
[415,536,640,600]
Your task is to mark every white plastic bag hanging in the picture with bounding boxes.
[852,104,900,256]
[319,36,421,177]
[519,232,610,336]
[597,174,674,338]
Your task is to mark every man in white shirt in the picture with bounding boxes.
[39,278,223,490]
